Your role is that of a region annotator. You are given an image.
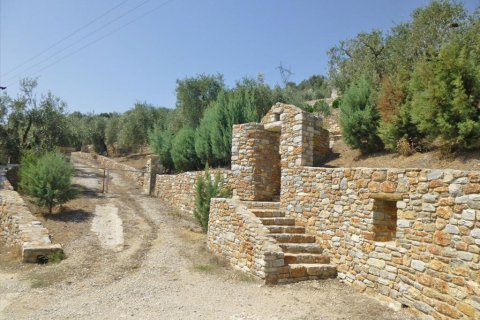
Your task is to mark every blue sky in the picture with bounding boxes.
[0,0,478,113]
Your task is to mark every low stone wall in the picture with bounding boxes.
[0,173,62,263]
[154,169,233,215]
[281,166,480,319]
[71,152,144,188]
[207,198,284,283]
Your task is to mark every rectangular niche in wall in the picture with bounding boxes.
[372,199,397,242]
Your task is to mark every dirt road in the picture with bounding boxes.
[0,158,415,320]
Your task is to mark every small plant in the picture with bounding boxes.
[19,151,78,214]
[396,137,414,156]
[47,250,66,263]
[193,263,215,272]
[193,164,227,232]
[332,97,341,109]
[314,100,331,116]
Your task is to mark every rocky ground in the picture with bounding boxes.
[0,157,416,320]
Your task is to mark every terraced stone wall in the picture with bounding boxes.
[207,198,284,283]
[0,173,62,262]
[281,166,480,319]
[154,170,233,215]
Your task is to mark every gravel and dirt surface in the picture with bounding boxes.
[0,157,416,320]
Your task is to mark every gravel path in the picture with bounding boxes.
[0,158,416,320]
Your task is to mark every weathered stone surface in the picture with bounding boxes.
[411,260,425,272]
[149,103,480,320]
[1,172,63,263]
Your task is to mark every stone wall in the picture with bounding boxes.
[154,169,233,215]
[0,172,62,262]
[230,103,329,202]
[231,123,281,201]
[207,198,284,283]
[71,152,144,188]
[261,103,328,168]
[281,166,480,319]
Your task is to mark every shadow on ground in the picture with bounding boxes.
[44,208,92,223]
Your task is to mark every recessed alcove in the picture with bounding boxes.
[370,193,401,242]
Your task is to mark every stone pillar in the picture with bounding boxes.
[231,123,281,201]
[143,155,161,195]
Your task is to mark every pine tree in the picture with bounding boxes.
[19,151,78,214]
[193,164,226,232]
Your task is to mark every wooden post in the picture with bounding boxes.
[105,169,110,193]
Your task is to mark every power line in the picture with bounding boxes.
[3,0,175,88]
[1,0,130,79]
[0,0,4,90]
[2,0,152,84]
[2,0,154,85]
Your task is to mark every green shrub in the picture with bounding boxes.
[332,97,341,109]
[47,250,66,263]
[149,128,174,172]
[19,151,78,214]
[339,77,383,154]
[409,41,480,149]
[171,127,198,171]
[195,106,217,165]
[193,165,227,232]
[313,100,331,116]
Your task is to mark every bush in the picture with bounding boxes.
[171,127,198,171]
[396,137,414,156]
[409,41,480,149]
[313,100,331,116]
[332,97,341,109]
[149,128,174,172]
[193,165,227,232]
[19,152,78,214]
[339,77,383,154]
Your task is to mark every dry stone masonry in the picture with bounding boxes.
[0,172,62,263]
[154,169,233,215]
[74,102,479,319]
[281,167,480,319]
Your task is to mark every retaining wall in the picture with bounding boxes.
[154,169,233,215]
[207,198,284,283]
[281,166,480,319]
[0,172,62,262]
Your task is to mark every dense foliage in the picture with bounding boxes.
[193,165,227,232]
[19,151,78,214]
[339,77,383,154]
[329,0,480,153]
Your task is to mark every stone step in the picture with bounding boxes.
[288,263,337,279]
[250,209,285,218]
[260,218,295,226]
[266,225,305,234]
[279,243,323,254]
[242,201,280,210]
[284,253,331,264]
[269,234,316,243]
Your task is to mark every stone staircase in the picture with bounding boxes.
[243,201,337,283]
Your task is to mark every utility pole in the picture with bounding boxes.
[276,62,293,87]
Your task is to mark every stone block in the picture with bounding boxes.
[367,258,385,269]
[22,244,63,263]
[411,260,425,272]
